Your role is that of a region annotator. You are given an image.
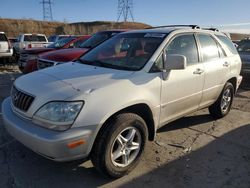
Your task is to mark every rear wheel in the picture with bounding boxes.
[91,113,148,178]
[209,82,234,119]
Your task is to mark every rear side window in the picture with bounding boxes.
[198,34,220,61]
[166,34,199,65]
[0,34,8,41]
[216,35,238,54]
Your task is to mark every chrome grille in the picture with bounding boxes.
[11,86,34,111]
[37,59,55,70]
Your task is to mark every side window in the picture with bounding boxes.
[165,34,199,65]
[198,34,220,61]
[217,43,226,58]
[216,35,238,54]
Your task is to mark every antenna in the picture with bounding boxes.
[117,0,134,22]
[40,0,53,21]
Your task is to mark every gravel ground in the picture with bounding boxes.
[0,65,250,188]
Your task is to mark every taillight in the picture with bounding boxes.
[7,40,11,49]
[28,44,32,48]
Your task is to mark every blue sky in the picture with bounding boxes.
[1,0,250,33]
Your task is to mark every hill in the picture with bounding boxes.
[1,18,249,41]
[0,18,150,37]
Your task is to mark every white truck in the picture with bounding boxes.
[13,34,51,55]
[0,32,13,61]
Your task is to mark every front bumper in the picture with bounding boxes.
[2,97,94,161]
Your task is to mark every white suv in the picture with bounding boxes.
[2,25,242,178]
[0,32,13,61]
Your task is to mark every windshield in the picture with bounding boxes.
[78,33,166,71]
[80,32,110,48]
[47,37,75,49]
[237,40,250,52]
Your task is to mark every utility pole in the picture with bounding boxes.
[117,0,134,22]
[40,0,53,21]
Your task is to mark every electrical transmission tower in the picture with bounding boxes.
[117,0,134,22]
[40,0,53,21]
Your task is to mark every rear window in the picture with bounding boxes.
[216,35,238,54]
[24,35,47,42]
[0,34,8,42]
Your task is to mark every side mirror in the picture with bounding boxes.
[162,53,187,80]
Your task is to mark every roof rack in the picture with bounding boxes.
[146,25,200,30]
[203,28,219,32]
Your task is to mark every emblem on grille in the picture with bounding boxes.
[13,92,19,101]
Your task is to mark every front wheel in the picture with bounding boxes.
[91,113,148,178]
[209,82,234,119]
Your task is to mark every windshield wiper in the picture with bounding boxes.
[78,59,106,67]
[78,59,94,65]
[80,45,92,49]
[78,59,136,71]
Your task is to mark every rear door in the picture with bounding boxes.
[0,33,9,53]
[197,33,230,108]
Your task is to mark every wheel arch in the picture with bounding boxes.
[227,77,237,94]
[97,103,156,142]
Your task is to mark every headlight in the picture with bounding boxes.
[33,101,83,131]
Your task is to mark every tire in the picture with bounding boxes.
[209,82,234,119]
[91,113,148,178]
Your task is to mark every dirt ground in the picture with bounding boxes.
[0,65,250,188]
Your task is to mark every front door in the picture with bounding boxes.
[160,33,204,126]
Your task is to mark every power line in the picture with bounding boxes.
[40,0,53,21]
[117,0,134,22]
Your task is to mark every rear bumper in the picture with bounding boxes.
[2,97,95,161]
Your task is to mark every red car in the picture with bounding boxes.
[18,35,91,73]
[37,30,127,70]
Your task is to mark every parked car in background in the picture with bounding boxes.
[8,37,18,48]
[237,39,250,77]
[13,34,50,57]
[48,35,73,43]
[37,30,127,70]
[18,35,91,73]
[2,25,242,178]
[0,32,13,62]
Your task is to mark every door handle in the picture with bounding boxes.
[223,62,230,67]
[193,68,204,75]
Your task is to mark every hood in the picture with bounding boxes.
[14,62,134,115]
[22,48,54,54]
[239,52,250,64]
[39,48,89,62]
